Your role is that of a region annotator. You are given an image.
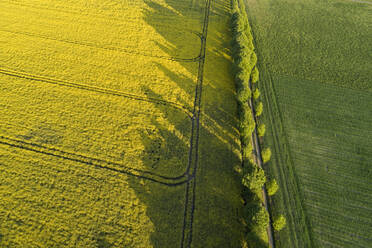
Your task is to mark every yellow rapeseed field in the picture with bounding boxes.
[0,0,244,247]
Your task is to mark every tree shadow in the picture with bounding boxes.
[0,1,266,247]
[123,0,259,247]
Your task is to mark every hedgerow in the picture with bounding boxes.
[231,0,286,244]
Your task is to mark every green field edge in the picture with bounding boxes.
[245,5,316,247]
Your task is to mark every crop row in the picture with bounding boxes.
[1,0,204,20]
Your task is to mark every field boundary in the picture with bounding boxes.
[243,3,315,246]
[260,69,315,247]
[248,77,275,247]
[0,28,203,63]
[0,67,193,118]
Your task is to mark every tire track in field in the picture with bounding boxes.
[260,68,314,247]
[1,1,210,245]
[0,135,189,186]
[0,28,202,63]
[0,67,193,118]
[248,79,275,247]
[1,0,204,23]
[180,0,211,246]
[1,0,203,28]
[245,5,314,245]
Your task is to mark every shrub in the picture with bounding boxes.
[252,207,270,231]
[255,102,263,117]
[242,142,253,160]
[234,68,249,86]
[242,166,266,191]
[247,119,256,135]
[240,45,253,58]
[239,104,251,122]
[253,88,260,100]
[261,148,272,164]
[251,66,259,83]
[240,126,252,142]
[249,53,257,70]
[236,57,252,76]
[273,215,287,231]
[266,179,279,196]
[257,123,266,137]
[237,87,251,103]
[239,110,255,142]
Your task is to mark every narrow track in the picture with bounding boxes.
[248,85,275,248]
[0,67,193,118]
[259,62,314,247]
[1,0,203,32]
[0,28,202,63]
[1,0,205,23]
[1,1,212,246]
[180,0,212,247]
[0,135,189,186]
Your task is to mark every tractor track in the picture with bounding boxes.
[0,67,193,118]
[1,0,202,31]
[1,0,212,246]
[0,135,189,186]
[1,0,205,23]
[0,28,202,63]
[180,0,211,247]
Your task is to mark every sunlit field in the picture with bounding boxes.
[0,0,244,247]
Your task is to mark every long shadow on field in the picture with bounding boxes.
[125,0,249,247]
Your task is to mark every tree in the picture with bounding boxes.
[266,179,279,196]
[242,166,266,191]
[251,66,259,83]
[273,215,287,231]
[253,88,260,100]
[252,207,269,231]
[261,148,271,164]
[242,142,253,160]
[237,86,251,103]
[257,123,266,137]
[250,52,257,67]
[255,101,263,117]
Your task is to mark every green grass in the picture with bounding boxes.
[245,0,372,247]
